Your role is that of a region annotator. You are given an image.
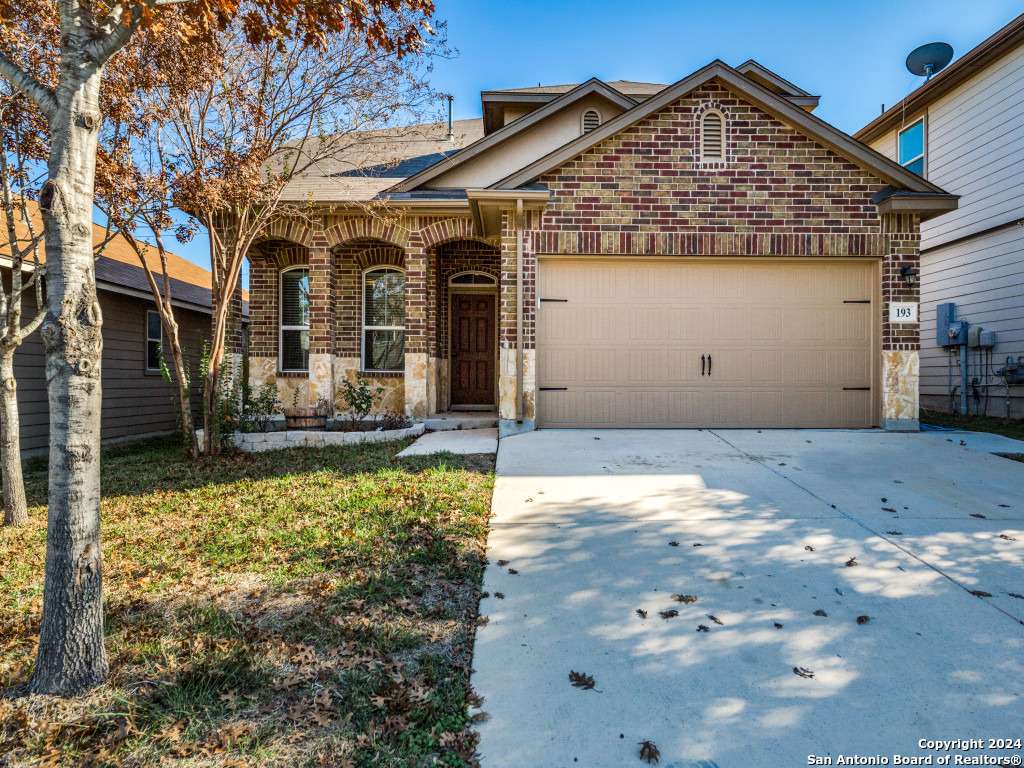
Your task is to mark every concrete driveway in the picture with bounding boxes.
[471,430,1024,768]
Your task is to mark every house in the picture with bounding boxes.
[243,59,957,434]
[855,13,1024,419]
[0,203,248,456]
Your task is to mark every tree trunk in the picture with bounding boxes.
[31,65,109,695]
[167,322,197,457]
[0,351,28,526]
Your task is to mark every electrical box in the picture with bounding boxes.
[936,302,965,346]
[979,329,996,348]
[1000,356,1024,386]
[968,325,983,347]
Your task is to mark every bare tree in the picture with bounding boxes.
[0,0,435,696]
[157,21,445,454]
[0,98,48,526]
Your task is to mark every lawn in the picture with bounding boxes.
[920,408,1024,440]
[0,437,494,767]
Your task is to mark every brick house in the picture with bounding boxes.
[244,59,957,434]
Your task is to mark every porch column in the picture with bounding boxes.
[246,249,278,390]
[308,238,335,408]
[498,208,536,436]
[881,212,921,431]
[404,239,429,418]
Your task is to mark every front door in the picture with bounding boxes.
[451,293,496,407]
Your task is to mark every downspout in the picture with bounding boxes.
[516,199,524,423]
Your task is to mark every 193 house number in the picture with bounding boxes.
[889,302,918,323]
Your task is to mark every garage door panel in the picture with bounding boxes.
[536,258,876,429]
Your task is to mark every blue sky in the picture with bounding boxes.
[168,1,1022,272]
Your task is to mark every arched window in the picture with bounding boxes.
[581,109,601,134]
[449,271,497,286]
[700,110,725,162]
[280,267,309,372]
[363,267,405,373]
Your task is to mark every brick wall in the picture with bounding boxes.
[248,240,308,361]
[434,240,501,358]
[881,212,921,351]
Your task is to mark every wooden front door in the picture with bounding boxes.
[451,293,496,406]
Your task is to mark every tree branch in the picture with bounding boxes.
[0,51,58,119]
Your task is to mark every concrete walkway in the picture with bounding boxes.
[472,430,1024,768]
[395,427,498,457]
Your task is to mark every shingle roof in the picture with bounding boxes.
[1,200,246,314]
[280,118,485,202]
[484,80,669,99]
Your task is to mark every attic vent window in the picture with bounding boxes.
[582,109,601,134]
[700,110,725,162]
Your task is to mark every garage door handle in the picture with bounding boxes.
[539,387,568,391]
[701,354,705,376]
[708,354,712,377]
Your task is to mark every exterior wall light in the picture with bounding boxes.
[900,265,917,288]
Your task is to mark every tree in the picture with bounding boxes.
[0,0,435,696]
[0,95,48,527]
[153,16,444,455]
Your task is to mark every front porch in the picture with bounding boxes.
[245,215,533,426]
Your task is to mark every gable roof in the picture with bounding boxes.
[0,201,248,315]
[855,12,1024,144]
[735,60,820,110]
[388,79,638,193]
[483,80,668,100]
[492,59,952,200]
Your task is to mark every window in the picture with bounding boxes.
[700,110,725,161]
[899,119,925,175]
[146,310,162,371]
[363,267,405,373]
[449,272,496,285]
[581,109,601,134]
[280,267,310,372]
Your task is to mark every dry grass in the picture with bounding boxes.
[0,437,494,767]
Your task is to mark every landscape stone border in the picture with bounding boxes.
[196,423,425,453]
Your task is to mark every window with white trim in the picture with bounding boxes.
[700,110,725,161]
[280,267,310,372]
[581,109,601,134]
[899,119,925,176]
[363,267,405,373]
[146,310,162,371]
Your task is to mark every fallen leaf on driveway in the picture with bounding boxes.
[774,622,783,629]
[969,590,993,597]
[998,504,1010,508]
[507,569,518,574]
[882,507,897,513]
[569,671,599,691]
[971,513,987,519]
[638,740,661,764]
[1009,593,1024,599]
[793,667,815,679]
[659,609,679,619]
[497,560,509,566]
[707,615,723,625]
[857,615,870,625]
[494,592,504,599]
[813,609,828,617]
[672,594,698,604]
[471,712,490,723]
[886,531,903,535]
[668,541,679,547]
[881,497,887,502]
[636,609,647,618]
[692,543,703,547]
[804,545,814,551]
[845,557,858,567]
[696,624,709,632]
[999,534,1017,541]
[524,498,533,503]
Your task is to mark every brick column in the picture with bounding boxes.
[308,238,335,409]
[498,210,537,435]
[403,238,428,418]
[247,249,278,391]
[881,212,922,431]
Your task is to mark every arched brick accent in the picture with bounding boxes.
[418,217,482,250]
[324,217,411,249]
[434,239,500,359]
[262,218,314,248]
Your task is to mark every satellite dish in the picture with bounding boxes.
[906,42,954,80]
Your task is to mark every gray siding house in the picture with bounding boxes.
[1,205,247,456]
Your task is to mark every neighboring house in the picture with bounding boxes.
[855,13,1024,419]
[0,203,248,456]
[244,59,956,434]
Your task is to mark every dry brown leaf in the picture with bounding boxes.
[857,615,870,625]
[696,624,709,632]
[636,609,647,619]
[659,609,679,619]
[773,622,783,629]
[692,542,703,547]
[845,557,858,567]
[471,712,490,723]
[793,666,814,678]
[707,614,723,625]
[497,560,510,566]
[969,590,993,597]
[1008,593,1024,599]
[813,610,828,617]
[804,545,814,551]
[672,594,697,604]
[507,568,518,574]
[999,534,1017,541]
[970,513,987,519]
[886,531,903,535]
[568,670,599,691]
[668,541,679,547]
[638,740,661,763]
[494,592,505,599]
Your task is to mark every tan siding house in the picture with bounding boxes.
[856,13,1024,418]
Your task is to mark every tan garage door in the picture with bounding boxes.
[536,258,878,429]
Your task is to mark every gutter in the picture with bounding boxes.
[516,198,524,423]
